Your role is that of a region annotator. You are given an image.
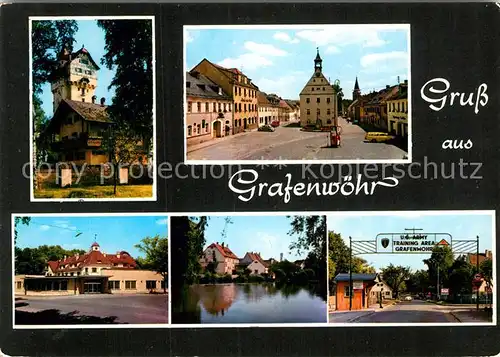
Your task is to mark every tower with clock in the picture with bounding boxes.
[299,48,337,128]
[51,45,100,113]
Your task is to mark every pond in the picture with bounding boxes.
[172,283,327,324]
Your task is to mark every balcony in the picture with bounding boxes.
[50,132,104,151]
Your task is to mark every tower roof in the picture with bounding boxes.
[91,242,100,247]
[315,47,322,62]
[354,76,360,91]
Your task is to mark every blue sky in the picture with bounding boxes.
[15,215,168,258]
[36,19,115,118]
[328,212,494,271]
[185,25,410,100]
[201,216,316,261]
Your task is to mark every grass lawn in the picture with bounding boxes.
[34,184,153,199]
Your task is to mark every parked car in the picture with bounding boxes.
[404,295,413,301]
[270,120,280,128]
[365,132,395,143]
[258,125,275,132]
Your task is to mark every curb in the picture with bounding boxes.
[348,311,376,322]
[449,311,462,322]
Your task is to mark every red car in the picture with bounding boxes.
[271,120,280,128]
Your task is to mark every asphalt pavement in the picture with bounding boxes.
[187,118,407,161]
[15,294,168,324]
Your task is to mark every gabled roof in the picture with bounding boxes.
[257,91,271,105]
[334,273,378,282]
[207,242,239,260]
[46,244,137,273]
[242,252,269,267]
[186,71,231,100]
[71,47,100,70]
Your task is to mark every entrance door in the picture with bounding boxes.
[362,288,366,308]
[243,118,247,129]
[212,120,222,138]
[84,282,102,294]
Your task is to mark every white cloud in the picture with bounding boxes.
[185,30,194,43]
[40,225,50,231]
[255,73,308,99]
[325,45,340,54]
[295,26,390,48]
[273,31,300,44]
[156,218,168,225]
[243,41,288,57]
[217,41,287,71]
[254,232,298,260]
[218,53,273,71]
[360,51,408,69]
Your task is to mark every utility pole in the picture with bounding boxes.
[437,265,440,300]
[349,236,352,311]
[405,227,423,235]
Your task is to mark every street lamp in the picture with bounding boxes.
[379,287,384,308]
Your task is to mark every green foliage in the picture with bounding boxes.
[206,261,217,274]
[480,259,493,285]
[134,235,168,292]
[381,264,411,298]
[14,217,31,244]
[97,20,153,149]
[15,245,85,275]
[423,245,454,289]
[287,215,327,282]
[406,269,430,293]
[170,216,207,288]
[448,256,474,295]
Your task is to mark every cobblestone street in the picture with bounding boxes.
[187,118,407,161]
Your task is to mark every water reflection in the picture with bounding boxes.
[172,283,327,324]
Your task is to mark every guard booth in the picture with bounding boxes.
[333,273,377,310]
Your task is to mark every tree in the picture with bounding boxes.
[406,270,430,294]
[97,19,153,151]
[353,257,376,274]
[15,244,85,275]
[381,264,411,298]
[424,245,454,291]
[102,125,146,194]
[14,217,31,244]
[170,216,208,288]
[328,231,350,278]
[31,20,78,165]
[134,235,169,293]
[448,256,474,296]
[287,215,327,282]
[332,82,344,115]
[480,259,493,287]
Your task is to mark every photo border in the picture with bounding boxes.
[28,15,158,202]
[183,24,412,165]
[11,210,495,330]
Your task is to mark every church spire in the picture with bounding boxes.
[353,76,361,100]
[314,47,322,75]
[354,76,360,91]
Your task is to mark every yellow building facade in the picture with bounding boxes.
[191,59,259,134]
[386,85,408,137]
[299,49,337,128]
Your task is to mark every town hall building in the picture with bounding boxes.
[299,49,337,128]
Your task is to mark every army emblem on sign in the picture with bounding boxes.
[381,238,390,248]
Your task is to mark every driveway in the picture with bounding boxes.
[15,294,168,324]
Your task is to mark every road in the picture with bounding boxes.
[187,118,407,161]
[15,294,168,324]
[353,300,457,323]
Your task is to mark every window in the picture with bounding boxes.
[398,102,400,112]
[306,98,310,104]
[312,88,315,91]
[238,87,241,96]
[205,102,209,112]
[244,89,247,97]
[82,98,85,102]
[402,102,405,112]
[80,59,89,65]
[327,109,331,115]
[224,103,227,112]
[61,281,68,290]
[344,286,352,297]
[327,98,331,104]
[146,280,157,289]
[213,103,217,112]
[316,98,320,103]
[218,103,222,112]
[385,291,391,296]
[85,70,92,75]
[317,109,321,115]
[16,282,22,289]
[254,270,258,274]
[125,280,136,289]
[307,109,311,115]
[197,102,201,112]
[92,268,97,273]
[75,67,82,73]
[81,88,85,96]
[108,280,120,290]
[323,87,325,91]
[244,104,247,112]
[187,102,192,113]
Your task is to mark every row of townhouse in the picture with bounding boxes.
[185,59,299,147]
[347,77,409,138]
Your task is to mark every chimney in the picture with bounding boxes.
[63,255,67,260]
[91,95,97,104]
[100,97,105,106]
[386,85,390,90]
[404,79,408,85]
[397,76,400,84]
[222,242,225,248]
